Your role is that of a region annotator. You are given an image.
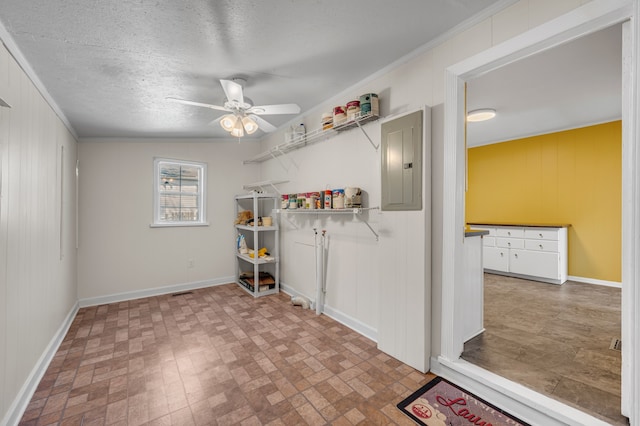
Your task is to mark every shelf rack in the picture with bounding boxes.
[278,207,380,240]
[234,192,280,297]
[243,111,380,165]
[242,179,289,194]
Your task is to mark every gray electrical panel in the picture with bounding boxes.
[381,109,423,211]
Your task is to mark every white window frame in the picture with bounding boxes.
[151,157,208,227]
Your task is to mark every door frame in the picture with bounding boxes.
[435,0,638,424]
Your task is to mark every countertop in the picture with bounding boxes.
[465,228,490,237]
[467,222,571,228]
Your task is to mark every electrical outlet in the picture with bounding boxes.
[188,258,194,268]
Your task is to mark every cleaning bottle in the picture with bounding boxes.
[295,123,306,143]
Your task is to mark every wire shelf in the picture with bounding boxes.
[243,111,380,164]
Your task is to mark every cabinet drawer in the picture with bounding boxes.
[525,239,559,253]
[482,236,496,247]
[510,249,560,280]
[483,246,509,272]
[496,227,525,238]
[524,228,559,241]
[496,237,524,249]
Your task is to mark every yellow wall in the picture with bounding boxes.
[466,121,621,282]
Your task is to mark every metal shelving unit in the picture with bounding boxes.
[243,111,380,165]
[234,193,280,297]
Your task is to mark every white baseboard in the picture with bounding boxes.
[323,304,378,343]
[280,282,378,342]
[568,275,622,288]
[2,301,79,426]
[79,276,235,307]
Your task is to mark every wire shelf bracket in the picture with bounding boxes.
[242,180,289,194]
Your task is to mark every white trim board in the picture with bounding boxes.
[469,118,622,148]
[280,282,377,343]
[441,0,636,424]
[568,275,622,288]
[78,277,234,308]
[0,24,78,139]
[431,357,612,426]
[1,302,79,426]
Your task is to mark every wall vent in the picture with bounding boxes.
[171,291,194,297]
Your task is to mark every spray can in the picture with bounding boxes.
[324,190,332,209]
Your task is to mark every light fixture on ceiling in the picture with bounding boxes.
[220,114,237,132]
[220,113,259,137]
[230,119,244,137]
[169,78,300,138]
[242,116,259,134]
[467,108,496,122]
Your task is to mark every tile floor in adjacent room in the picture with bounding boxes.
[19,284,434,425]
[462,273,627,426]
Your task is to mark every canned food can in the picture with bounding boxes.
[359,93,378,115]
[332,189,345,209]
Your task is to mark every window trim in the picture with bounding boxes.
[151,157,208,227]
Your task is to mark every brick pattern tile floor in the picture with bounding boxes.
[19,284,433,425]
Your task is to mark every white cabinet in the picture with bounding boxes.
[234,193,280,297]
[463,232,487,342]
[471,224,568,284]
[483,246,510,276]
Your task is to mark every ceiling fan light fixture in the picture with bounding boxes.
[220,114,237,131]
[242,116,259,134]
[230,127,244,137]
[467,108,496,122]
[230,119,245,137]
[171,79,300,138]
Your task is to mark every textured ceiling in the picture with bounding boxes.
[0,0,505,139]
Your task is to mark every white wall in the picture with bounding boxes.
[0,44,78,424]
[263,125,385,332]
[257,0,591,368]
[77,139,260,302]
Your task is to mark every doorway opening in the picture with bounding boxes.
[461,23,623,424]
[436,1,638,425]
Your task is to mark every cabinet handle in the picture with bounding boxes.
[539,244,543,249]
[507,231,511,236]
[514,253,518,258]
[507,242,511,246]
[539,233,543,238]
[500,252,504,257]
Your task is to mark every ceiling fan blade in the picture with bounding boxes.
[249,103,301,115]
[249,115,277,133]
[207,117,225,127]
[166,97,229,112]
[220,79,244,105]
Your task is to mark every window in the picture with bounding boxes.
[153,158,207,226]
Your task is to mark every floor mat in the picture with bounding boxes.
[397,376,529,425]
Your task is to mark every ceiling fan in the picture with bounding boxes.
[167,78,301,137]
